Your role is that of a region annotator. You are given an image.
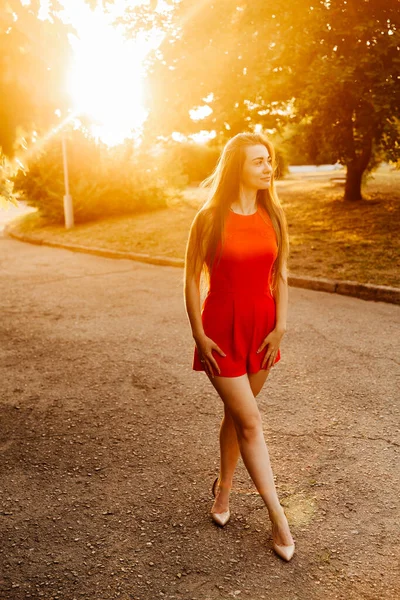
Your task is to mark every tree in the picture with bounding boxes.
[287,0,400,200]
[0,0,72,157]
[143,0,400,200]
[143,0,288,140]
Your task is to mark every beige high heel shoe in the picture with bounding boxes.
[271,508,295,562]
[273,540,295,562]
[210,476,230,527]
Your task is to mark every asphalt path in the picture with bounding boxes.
[1,236,399,600]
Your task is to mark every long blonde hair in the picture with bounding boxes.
[185,132,290,297]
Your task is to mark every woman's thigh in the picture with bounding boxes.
[248,369,270,397]
[219,370,270,421]
[207,374,262,429]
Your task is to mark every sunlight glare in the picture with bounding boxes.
[62,1,163,146]
[190,130,217,144]
[171,130,217,144]
[189,105,213,121]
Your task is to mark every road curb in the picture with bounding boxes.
[4,226,400,305]
[287,274,400,305]
[4,227,185,268]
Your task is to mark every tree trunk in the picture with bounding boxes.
[344,163,364,201]
[344,135,373,202]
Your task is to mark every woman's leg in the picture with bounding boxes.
[212,370,271,513]
[211,406,240,513]
[248,368,271,398]
[209,373,294,546]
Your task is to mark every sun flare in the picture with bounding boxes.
[61,1,164,146]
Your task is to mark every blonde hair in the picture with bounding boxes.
[185,132,290,298]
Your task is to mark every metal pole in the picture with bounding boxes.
[62,133,74,229]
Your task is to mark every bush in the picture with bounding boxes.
[273,146,289,179]
[0,154,17,207]
[12,128,173,224]
[151,140,221,185]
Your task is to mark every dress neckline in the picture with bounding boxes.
[229,205,259,217]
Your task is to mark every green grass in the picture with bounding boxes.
[9,166,400,287]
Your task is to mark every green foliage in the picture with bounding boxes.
[143,0,399,198]
[0,171,17,208]
[0,152,18,207]
[277,123,334,166]
[12,129,170,224]
[289,2,400,171]
[272,145,289,179]
[157,140,220,184]
[140,139,190,188]
[0,0,72,157]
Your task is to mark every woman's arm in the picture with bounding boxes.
[184,213,226,377]
[274,262,288,333]
[258,262,288,370]
[184,214,206,342]
[184,267,205,343]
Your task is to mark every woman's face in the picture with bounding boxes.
[241,144,273,190]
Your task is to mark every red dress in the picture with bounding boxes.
[192,203,281,377]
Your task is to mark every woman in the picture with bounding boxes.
[184,132,295,562]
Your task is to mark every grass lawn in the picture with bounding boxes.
[8,165,400,287]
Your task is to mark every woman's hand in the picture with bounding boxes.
[195,334,226,378]
[257,327,286,370]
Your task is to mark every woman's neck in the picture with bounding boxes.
[231,187,258,215]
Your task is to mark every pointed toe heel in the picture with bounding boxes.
[211,509,231,527]
[272,541,295,562]
[211,476,231,527]
[271,506,295,561]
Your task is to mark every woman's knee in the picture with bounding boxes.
[210,375,262,439]
[223,405,235,424]
[234,412,263,442]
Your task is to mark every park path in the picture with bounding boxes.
[0,201,36,233]
[0,236,399,600]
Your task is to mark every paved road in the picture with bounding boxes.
[1,236,399,600]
